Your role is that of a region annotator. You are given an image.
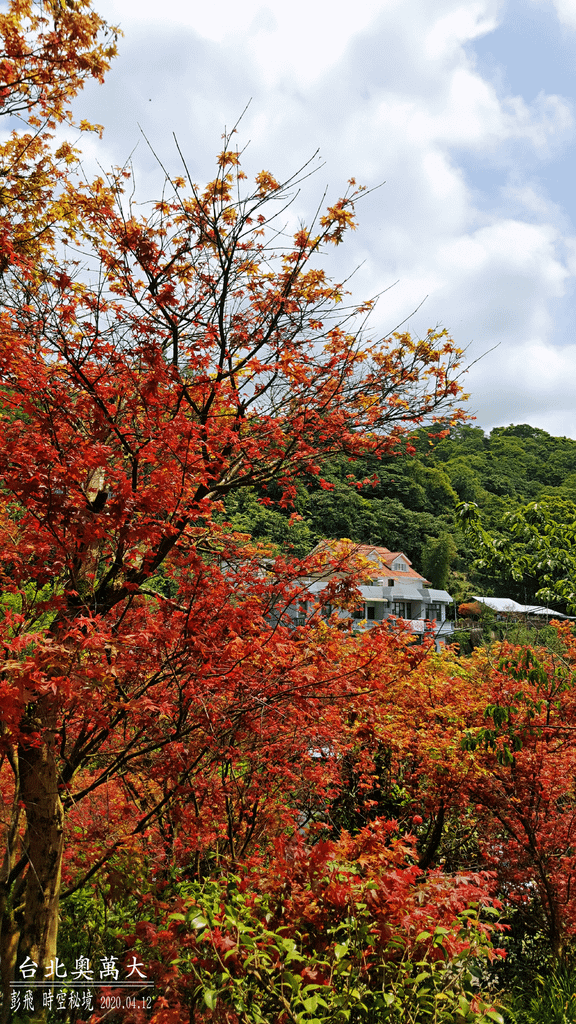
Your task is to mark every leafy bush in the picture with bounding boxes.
[504,964,576,1023]
[150,820,506,1022]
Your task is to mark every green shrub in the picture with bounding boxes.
[504,965,576,1023]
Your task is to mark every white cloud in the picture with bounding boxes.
[76,0,576,435]
[465,338,576,438]
[531,0,576,32]
[424,3,500,58]
[98,0,390,86]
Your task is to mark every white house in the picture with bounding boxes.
[291,541,454,649]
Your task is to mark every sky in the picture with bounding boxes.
[72,0,576,438]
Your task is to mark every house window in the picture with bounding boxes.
[393,560,409,572]
[367,605,375,620]
[388,578,395,587]
[353,604,365,620]
[392,602,412,618]
[427,604,442,621]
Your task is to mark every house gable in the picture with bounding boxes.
[304,539,453,649]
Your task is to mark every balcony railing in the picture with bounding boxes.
[352,617,454,634]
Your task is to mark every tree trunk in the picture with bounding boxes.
[418,798,445,870]
[6,697,65,1023]
[0,742,24,1024]
[0,914,20,1024]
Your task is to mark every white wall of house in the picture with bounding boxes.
[303,581,453,636]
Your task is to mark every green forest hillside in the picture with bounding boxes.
[226,423,576,611]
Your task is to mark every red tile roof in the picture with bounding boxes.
[310,540,429,585]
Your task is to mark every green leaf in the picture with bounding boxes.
[282,970,301,994]
[189,914,209,930]
[413,971,431,984]
[203,989,218,1010]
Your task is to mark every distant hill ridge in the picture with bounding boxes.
[225,423,576,611]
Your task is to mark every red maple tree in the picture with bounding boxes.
[337,629,576,962]
[0,3,474,1020]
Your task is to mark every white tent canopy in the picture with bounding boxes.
[472,596,569,619]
